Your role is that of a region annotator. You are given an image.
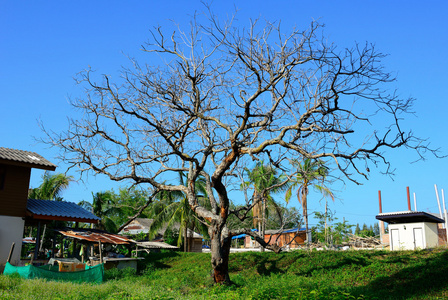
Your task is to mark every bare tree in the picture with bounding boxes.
[43,9,437,284]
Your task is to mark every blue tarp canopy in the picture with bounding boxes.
[231,229,258,240]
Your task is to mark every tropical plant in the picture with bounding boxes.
[28,172,73,201]
[313,211,353,245]
[148,172,209,251]
[285,158,334,245]
[79,188,151,233]
[242,162,288,247]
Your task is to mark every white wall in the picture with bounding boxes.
[389,222,439,250]
[0,215,24,267]
[424,222,439,248]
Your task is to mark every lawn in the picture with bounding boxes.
[1,248,448,299]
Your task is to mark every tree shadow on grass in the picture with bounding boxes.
[138,250,181,271]
[352,250,448,299]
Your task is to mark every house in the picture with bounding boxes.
[263,228,306,249]
[119,218,155,236]
[0,147,56,268]
[376,211,444,250]
[119,218,203,252]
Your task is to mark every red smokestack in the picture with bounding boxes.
[378,190,383,213]
[407,186,411,211]
[378,190,385,243]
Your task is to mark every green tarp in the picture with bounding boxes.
[3,262,104,284]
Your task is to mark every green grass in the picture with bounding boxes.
[2,248,448,299]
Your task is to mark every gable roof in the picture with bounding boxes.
[119,218,202,238]
[27,199,100,223]
[134,218,154,228]
[0,147,56,171]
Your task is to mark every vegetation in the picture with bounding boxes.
[312,211,354,245]
[285,158,334,246]
[2,249,448,299]
[28,172,73,201]
[43,5,438,283]
[148,173,210,251]
[242,161,289,246]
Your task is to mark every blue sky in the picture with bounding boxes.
[2,1,447,228]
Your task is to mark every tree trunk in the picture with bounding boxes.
[210,223,232,285]
[183,225,188,252]
[261,197,266,252]
[302,187,309,246]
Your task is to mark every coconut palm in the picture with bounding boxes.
[243,162,286,246]
[285,158,334,245]
[28,172,73,255]
[148,172,209,251]
[28,172,73,201]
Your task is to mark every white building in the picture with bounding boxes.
[376,211,444,251]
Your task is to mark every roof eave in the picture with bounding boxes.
[0,159,56,171]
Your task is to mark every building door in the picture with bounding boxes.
[391,229,400,250]
[413,227,424,250]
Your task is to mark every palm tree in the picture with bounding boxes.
[28,172,73,255]
[28,172,73,201]
[243,162,286,247]
[148,172,209,252]
[80,188,154,233]
[285,158,334,245]
[91,191,119,232]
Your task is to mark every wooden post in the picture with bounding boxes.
[30,252,35,265]
[7,242,15,263]
[99,241,103,264]
[34,221,42,259]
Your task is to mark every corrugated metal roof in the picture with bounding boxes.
[136,241,178,249]
[27,199,101,223]
[0,147,56,170]
[55,228,134,245]
[376,211,444,224]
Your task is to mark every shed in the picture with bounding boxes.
[376,211,444,250]
[25,199,101,259]
[0,147,56,268]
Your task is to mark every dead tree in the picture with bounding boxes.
[43,8,438,284]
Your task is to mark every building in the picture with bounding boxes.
[0,147,56,267]
[264,228,306,249]
[376,211,444,251]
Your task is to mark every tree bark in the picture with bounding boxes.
[184,225,188,252]
[302,187,309,246]
[210,223,232,284]
[261,197,266,252]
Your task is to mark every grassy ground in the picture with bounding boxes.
[1,248,448,299]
